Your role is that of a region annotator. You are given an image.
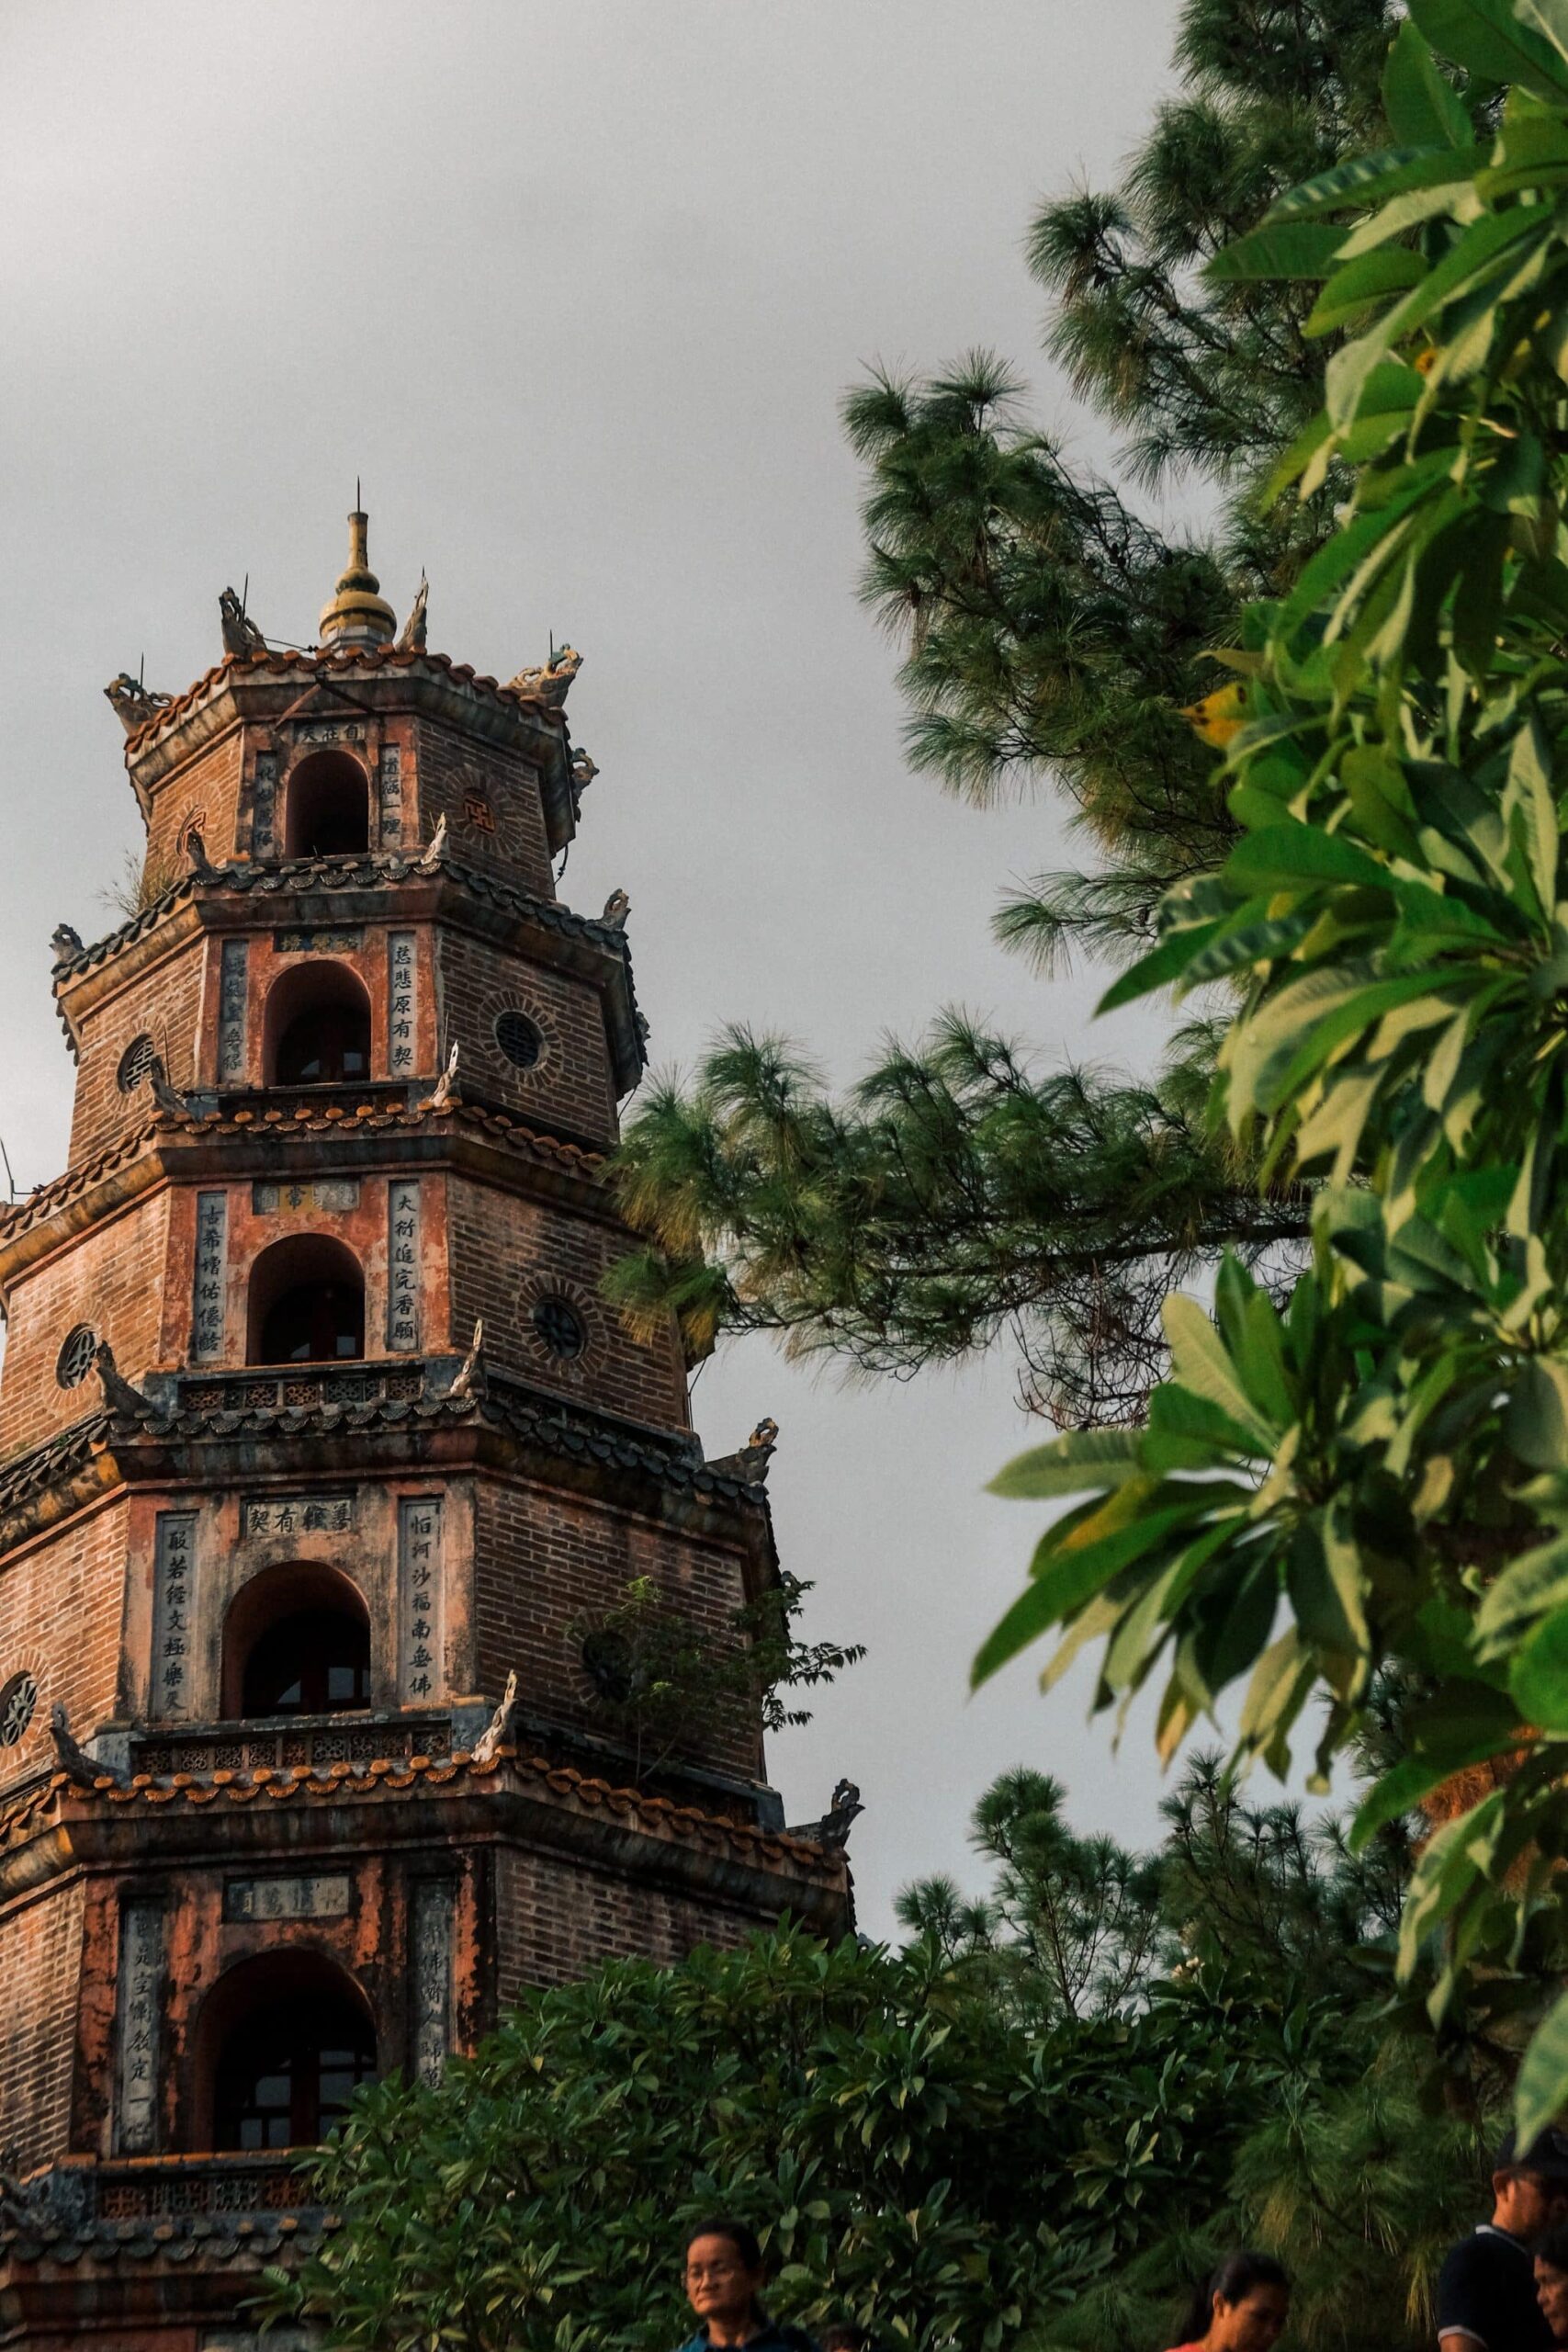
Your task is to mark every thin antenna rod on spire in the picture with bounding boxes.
[241,573,249,622]
[356,476,362,512]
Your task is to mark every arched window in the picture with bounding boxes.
[247,1234,365,1365]
[283,749,369,858]
[264,963,373,1088]
[222,1561,372,1719]
[200,1955,377,2151]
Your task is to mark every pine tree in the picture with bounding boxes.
[613,0,1398,1425]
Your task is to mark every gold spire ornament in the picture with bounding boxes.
[318,501,396,649]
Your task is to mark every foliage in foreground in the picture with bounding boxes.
[610,0,1400,1428]
[977,0,1568,2138]
[269,1763,1478,2352]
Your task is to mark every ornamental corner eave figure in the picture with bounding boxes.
[0,511,851,2351]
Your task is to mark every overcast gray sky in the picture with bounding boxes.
[0,0,1200,1934]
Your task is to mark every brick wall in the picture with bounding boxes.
[0,1500,130,1798]
[0,1193,171,1458]
[434,931,617,1143]
[144,727,244,874]
[66,934,205,1168]
[0,1879,85,2170]
[446,1173,688,1429]
[474,1476,758,1780]
[413,718,553,895]
[494,1844,764,2002]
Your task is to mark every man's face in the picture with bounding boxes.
[1537,2258,1568,2343]
[1500,2172,1568,2240]
[684,2234,761,2333]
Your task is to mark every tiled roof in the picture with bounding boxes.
[119,645,566,756]
[0,1096,605,1248]
[52,845,632,980]
[0,1742,840,1878]
[0,2201,336,2269]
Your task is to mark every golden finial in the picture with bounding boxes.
[318,497,396,649]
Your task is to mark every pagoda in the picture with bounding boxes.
[0,516,851,2351]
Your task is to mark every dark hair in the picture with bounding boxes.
[1537,2222,1568,2271]
[685,2218,764,2274]
[1178,2252,1290,2345]
[820,2330,869,2351]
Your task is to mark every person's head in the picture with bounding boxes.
[820,2330,869,2352]
[1494,2129,1568,2239]
[683,2220,765,2337]
[1536,2221,1568,2343]
[1179,2252,1290,2352]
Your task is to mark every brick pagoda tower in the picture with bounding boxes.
[0,517,851,2351]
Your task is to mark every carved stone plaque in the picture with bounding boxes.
[252,1178,360,1215]
[191,1191,227,1362]
[388,930,416,1078]
[272,926,364,954]
[241,1492,355,1540]
[152,1510,197,1720]
[378,743,402,844]
[413,1879,456,2085]
[388,1180,420,1351]
[217,938,248,1083]
[251,752,277,857]
[224,1873,351,1922]
[398,1496,444,1702]
[115,1900,164,2153]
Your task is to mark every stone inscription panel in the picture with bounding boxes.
[378,743,402,844]
[398,1497,444,1703]
[224,1873,351,1923]
[251,752,277,857]
[252,1178,360,1216]
[272,926,364,955]
[192,1190,227,1362]
[389,930,416,1079]
[152,1510,197,1720]
[115,1900,164,2153]
[413,1879,456,2085]
[241,1493,355,1540]
[388,1180,420,1352]
[218,938,248,1083]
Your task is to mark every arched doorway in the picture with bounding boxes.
[283,749,369,858]
[263,961,373,1088]
[222,1561,373,1719]
[246,1234,365,1364]
[199,1953,378,2150]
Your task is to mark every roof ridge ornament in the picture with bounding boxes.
[318,500,396,650]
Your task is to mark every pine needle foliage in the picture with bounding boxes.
[613,0,1398,1425]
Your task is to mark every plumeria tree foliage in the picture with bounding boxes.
[977,0,1568,2135]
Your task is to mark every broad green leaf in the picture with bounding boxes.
[1225,822,1389,892]
[989,1430,1145,1500]
[1382,17,1474,146]
[1097,922,1223,1014]
[1411,0,1568,101]
[1476,1532,1568,1651]
[1267,141,1487,220]
[1506,1358,1568,1473]
[1304,245,1428,337]
[1205,220,1350,282]
[1162,1291,1280,1448]
[1512,1605,1568,1728]
[1516,1986,1568,2150]
[1325,207,1546,424]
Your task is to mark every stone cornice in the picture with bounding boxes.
[50,847,647,1091]
[118,646,580,853]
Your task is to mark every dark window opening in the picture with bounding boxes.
[118,1034,159,1094]
[241,1605,371,1718]
[213,1990,376,2149]
[284,751,369,859]
[56,1323,97,1389]
[275,1002,370,1086]
[258,1279,365,1364]
[494,1009,542,1069]
[532,1296,585,1359]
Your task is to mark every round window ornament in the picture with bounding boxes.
[0,1670,38,1749]
[493,1009,543,1070]
[117,1034,159,1094]
[56,1324,97,1390]
[581,1630,637,1705]
[531,1296,585,1360]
